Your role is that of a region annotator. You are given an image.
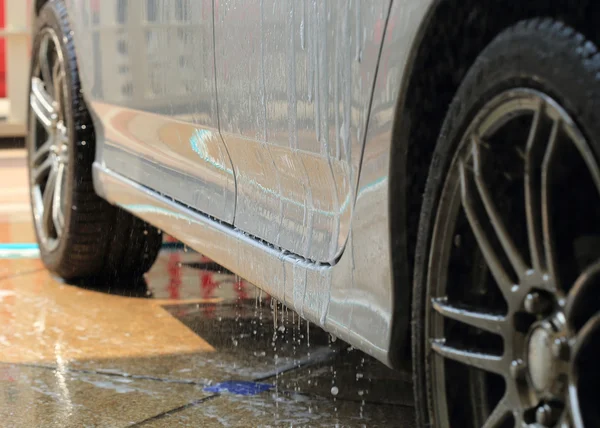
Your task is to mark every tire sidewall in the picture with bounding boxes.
[412,19,600,427]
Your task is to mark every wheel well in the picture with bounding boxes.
[390,0,600,363]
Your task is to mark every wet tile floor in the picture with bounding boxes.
[0,149,416,427]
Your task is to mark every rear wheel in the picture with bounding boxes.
[413,19,600,427]
[27,0,161,282]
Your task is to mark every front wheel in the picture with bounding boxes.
[413,19,600,427]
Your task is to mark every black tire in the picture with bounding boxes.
[27,0,161,282]
[412,19,600,427]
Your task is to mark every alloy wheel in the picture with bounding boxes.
[427,88,600,427]
[29,28,69,252]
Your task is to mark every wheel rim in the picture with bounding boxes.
[29,28,69,252]
[427,88,600,427]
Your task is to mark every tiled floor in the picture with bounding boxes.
[0,148,416,427]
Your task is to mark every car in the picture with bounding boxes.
[27,0,600,426]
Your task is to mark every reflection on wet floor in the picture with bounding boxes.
[0,149,415,427]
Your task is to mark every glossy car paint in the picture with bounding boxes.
[63,0,434,365]
[63,0,236,223]
[213,0,389,263]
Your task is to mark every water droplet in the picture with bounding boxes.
[331,386,339,396]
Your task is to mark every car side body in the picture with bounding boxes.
[42,0,596,368]
[40,0,427,367]
[27,0,600,425]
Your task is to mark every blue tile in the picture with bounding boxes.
[204,381,273,396]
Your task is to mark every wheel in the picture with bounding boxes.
[412,19,600,427]
[27,0,162,282]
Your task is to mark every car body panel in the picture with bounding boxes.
[213,0,390,263]
[63,0,236,223]
[66,0,434,365]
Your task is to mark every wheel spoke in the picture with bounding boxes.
[32,156,53,184]
[51,163,65,237]
[460,160,516,296]
[566,395,584,428]
[541,119,562,288]
[481,396,512,428]
[565,259,600,332]
[42,165,58,237]
[32,137,53,166]
[431,338,504,375]
[30,77,56,131]
[570,313,600,374]
[471,138,528,278]
[525,102,558,275]
[38,36,53,94]
[432,297,506,334]
[56,125,69,164]
[52,59,64,122]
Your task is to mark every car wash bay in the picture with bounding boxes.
[0,147,415,427]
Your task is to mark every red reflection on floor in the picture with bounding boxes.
[166,235,182,300]
[160,234,258,316]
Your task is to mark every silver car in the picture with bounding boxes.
[27,1,600,426]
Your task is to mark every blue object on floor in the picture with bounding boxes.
[0,242,194,259]
[204,381,273,396]
[0,243,40,259]
[0,243,39,250]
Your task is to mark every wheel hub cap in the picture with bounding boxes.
[528,323,559,392]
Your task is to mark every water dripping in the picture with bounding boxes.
[330,333,338,418]
[292,311,297,367]
[258,289,264,342]
[235,275,243,336]
[274,301,280,412]
[358,355,369,418]
[281,302,286,335]
[272,298,278,332]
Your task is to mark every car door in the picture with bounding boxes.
[213,0,390,263]
[64,0,236,223]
